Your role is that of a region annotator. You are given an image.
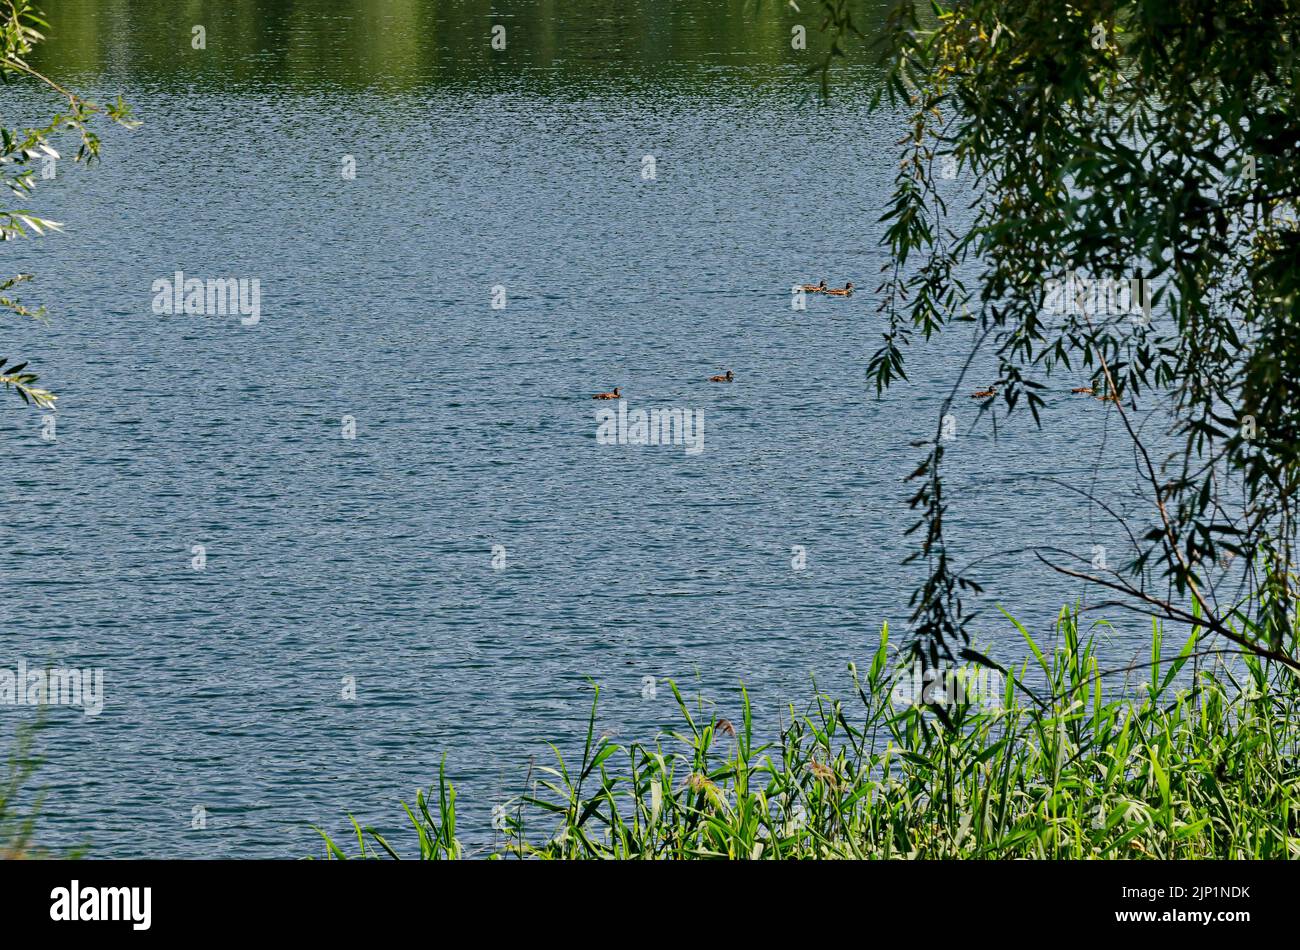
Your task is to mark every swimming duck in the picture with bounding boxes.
[1071,386,1094,395]
[970,387,997,399]
[709,370,734,383]
[799,280,827,293]
[592,386,621,400]
[826,281,854,297]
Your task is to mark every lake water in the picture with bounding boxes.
[2,0,1155,857]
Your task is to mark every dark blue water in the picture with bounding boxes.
[1,3,1156,857]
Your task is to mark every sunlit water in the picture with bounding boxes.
[1,0,1161,857]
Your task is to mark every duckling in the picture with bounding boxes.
[826,281,854,297]
[1071,386,1095,395]
[592,386,621,400]
[799,279,827,293]
[970,387,997,399]
[709,370,734,383]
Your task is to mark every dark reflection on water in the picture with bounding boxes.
[34,0,894,90]
[0,0,1154,857]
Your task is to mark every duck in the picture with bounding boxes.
[970,387,997,399]
[709,370,734,383]
[825,281,854,297]
[799,279,827,293]
[1071,386,1095,395]
[592,386,621,400]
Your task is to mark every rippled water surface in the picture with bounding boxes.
[1,0,1156,857]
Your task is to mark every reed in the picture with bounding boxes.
[317,608,1300,859]
[0,716,85,859]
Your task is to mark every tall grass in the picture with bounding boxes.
[317,609,1300,859]
[0,716,83,859]
[0,721,42,860]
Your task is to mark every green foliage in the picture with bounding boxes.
[843,0,1300,668]
[318,610,1300,859]
[311,757,462,860]
[0,0,136,409]
[0,716,85,859]
[790,0,873,99]
[0,720,43,860]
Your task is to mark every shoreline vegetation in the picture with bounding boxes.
[5,1,1300,867]
[314,608,1300,860]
